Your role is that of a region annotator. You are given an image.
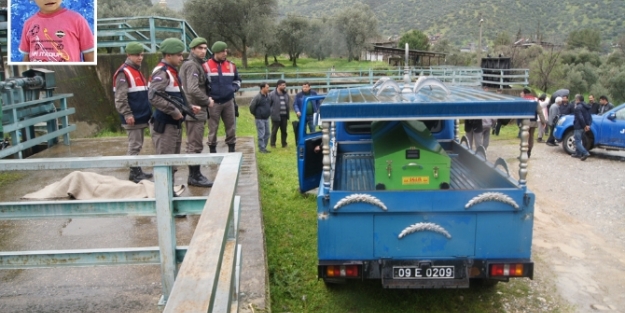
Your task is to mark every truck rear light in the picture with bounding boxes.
[325,265,359,277]
[490,263,524,277]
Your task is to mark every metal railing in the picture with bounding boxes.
[1,90,75,159]
[238,66,528,92]
[97,16,199,53]
[0,153,243,311]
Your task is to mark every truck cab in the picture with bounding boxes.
[296,77,538,288]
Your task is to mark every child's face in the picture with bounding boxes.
[34,0,63,14]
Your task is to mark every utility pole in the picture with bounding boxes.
[478,18,484,67]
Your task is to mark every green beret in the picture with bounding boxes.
[125,42,144,54]
[189,37,208,49]
[159,38,185,54]
[211,41,227,54]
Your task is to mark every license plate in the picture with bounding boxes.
[393,266,455,279]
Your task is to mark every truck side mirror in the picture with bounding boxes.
[607,112,616,121]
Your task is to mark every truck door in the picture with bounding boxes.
[297,96,324,193]
[607,106,625,146]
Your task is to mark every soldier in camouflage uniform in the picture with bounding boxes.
[179,37,214,187]
[148,38,201,169]
[113,42,153,183]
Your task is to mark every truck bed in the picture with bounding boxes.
[334,143,515,191]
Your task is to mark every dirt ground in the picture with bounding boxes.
[488,138,625,312]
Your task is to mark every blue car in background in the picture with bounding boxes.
[553,103,625,155]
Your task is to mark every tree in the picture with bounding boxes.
[184,0,277,68]
[305,20,334,61]
[334,3,379,62]
[618,33,625,54]
[566,28,601,52]
[277,15,310,67]
[398,30,429,51]
[494,31,512,47]
[529,47,564,92]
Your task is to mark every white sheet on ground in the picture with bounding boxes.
[22,171,184,200]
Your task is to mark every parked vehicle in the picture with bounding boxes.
[296,77,538,288]
[553,103,625,155]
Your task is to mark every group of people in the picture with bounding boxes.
[113,38,241,188]
[248,81,320,153]
[467,86,615,161]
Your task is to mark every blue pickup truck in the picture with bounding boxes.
[296,78,538,288]
[554,103,625,155]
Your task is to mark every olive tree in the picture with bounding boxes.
[277,15,310,67]
[184,0,277,68]
[398,30,430,51]
[334,3,379,61]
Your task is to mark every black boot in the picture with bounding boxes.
[187,165,213,187]
[138,167,153,179]
[228,144,235,152]
[129,167,152,183]
[209,145,217,153]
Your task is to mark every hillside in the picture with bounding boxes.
[277,0,624,46]
[157,0,624,46]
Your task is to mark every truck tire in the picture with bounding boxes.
[562,130,576,155]
[562,130,593,155]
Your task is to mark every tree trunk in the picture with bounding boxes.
[241,45,248,69]
[264,54,269,66]
[274,55,278,63]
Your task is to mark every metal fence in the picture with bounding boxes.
[0,153,243,312]
[97,16,199,53]
[238,66,529,92]
[1,69,75,159]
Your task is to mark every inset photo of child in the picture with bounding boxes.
[8,0,95,64]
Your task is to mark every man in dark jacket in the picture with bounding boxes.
[598,95,615,115]
[588,94,600,115]
[559,94,575,115]
[294,82,320,133]
[249,82,271,153]
[572,94,592,160]
[268,79,291,148]
[205,41,242,153]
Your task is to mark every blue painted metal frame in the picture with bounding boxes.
[97,16,199,53]
[0,153,242,307]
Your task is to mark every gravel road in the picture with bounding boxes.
[487,137,625,312]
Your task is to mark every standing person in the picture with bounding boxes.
[249,82,272,153]
[204,41,241,153]
[588,95,599,115]
[571,94,592,160]
[598,95,614,115]
[113,42,153,183]
[294,82,320,133]
[148,38,199,167]
[546,96,563,146]
[179,37,214,187]
[525,89,547,159]
[18,0,94,62]
[481,118,496,150]
[560,94,574,115]
[269,79,291,148]
[537,93,549,142]
[464,119,483,151]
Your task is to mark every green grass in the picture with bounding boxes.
[234,56,397,73]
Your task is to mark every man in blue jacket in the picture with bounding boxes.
[572,94,592,161]
[294,82,320,133]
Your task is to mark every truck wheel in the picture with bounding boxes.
[562,130,594,155]
[562,130,576,155]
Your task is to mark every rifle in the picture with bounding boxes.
[153,90,198,120]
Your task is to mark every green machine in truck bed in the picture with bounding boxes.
[372,120,451,190]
